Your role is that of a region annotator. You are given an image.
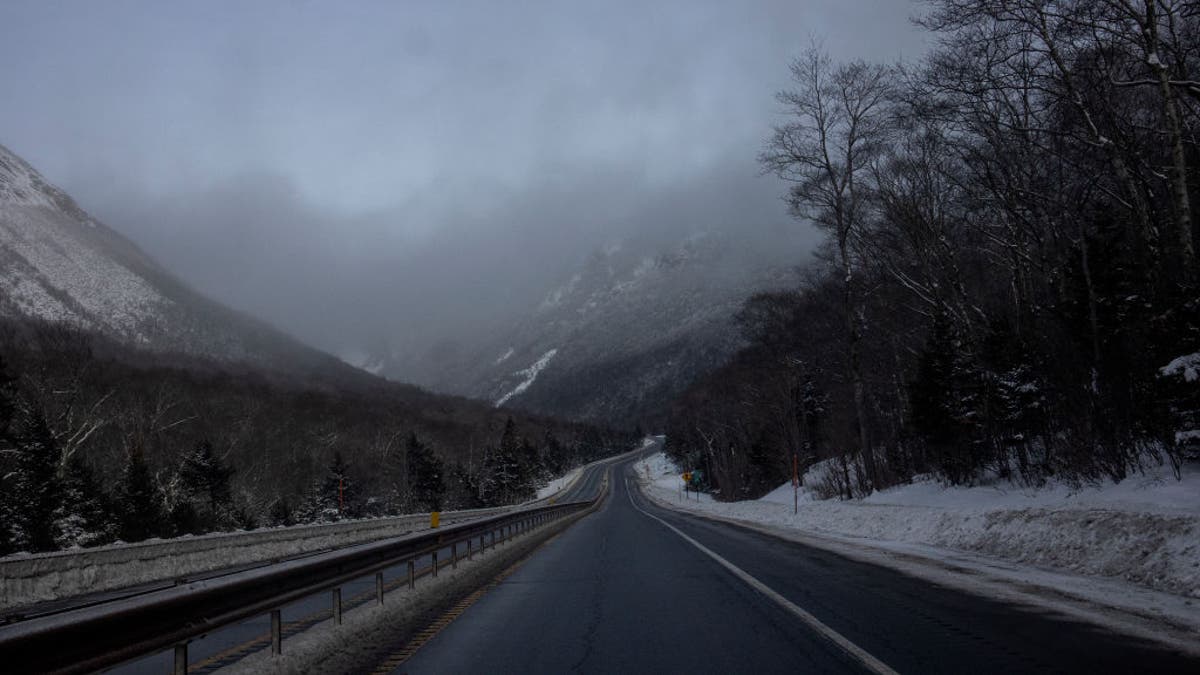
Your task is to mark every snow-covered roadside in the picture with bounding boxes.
[635,452,1200,646]
[537,467,582,499]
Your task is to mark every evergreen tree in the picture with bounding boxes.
[12,408,64,552]
[117,447,164,542]
[168,500,203,537]
[268,497,294,527]
[0,353,15,445]
[540,431,566,477]
[908,314,980,483]
[406,433,445,512]
[179,440,234,519]
[445,462,484,510]
[519,436,542,485]
[0,354,18,554]
[482,418,535,505]
[292,478,327,524]
[319,451,355,520]
[56,457,115,548]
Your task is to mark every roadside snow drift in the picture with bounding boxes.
[636,452,1200,599]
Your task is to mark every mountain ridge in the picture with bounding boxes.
[369,231,800,426]
[0,142,372,381]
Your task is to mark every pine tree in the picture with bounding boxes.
[0,353,15,445]
[319,451,355,520]
[12,408,64,552]
[477,446,500,506]
[518,436,542,485]
[539,431,566,477]
[483,418,534,505]
[445,462,484,510]
[0,354,18,554]
[179,439,234,522]
[268,497,294,527]
[908,313,981,483]
[56,458,115,548]
[292,478,327,524]
[117,447,164,542]
[406,433,445,512]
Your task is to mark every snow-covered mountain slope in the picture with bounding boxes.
[0,142,354,376]
[377,232,800,426]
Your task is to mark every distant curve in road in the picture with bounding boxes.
[389,448,1198,674]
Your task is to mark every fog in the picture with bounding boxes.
[0,1,926,362]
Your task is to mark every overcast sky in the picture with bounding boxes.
[0,0,927,360]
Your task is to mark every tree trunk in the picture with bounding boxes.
[841,238,876,491]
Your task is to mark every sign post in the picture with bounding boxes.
[792,453,799,515]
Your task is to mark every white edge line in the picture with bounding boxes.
[625,475,899,675]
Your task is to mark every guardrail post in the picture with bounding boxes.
[333,588,343,625]
[468,538,474,560]
[480,533,486,554]
[408,560,415,589]
[376,571,385,605]
[271,609,282,655]
[452,542,458,569]
[432,551,438,577]
[173,643,187,675]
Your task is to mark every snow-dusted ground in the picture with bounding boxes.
[537,467,582,499]
[635,451,1200,643]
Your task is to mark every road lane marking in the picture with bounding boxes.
[625,476,899,675]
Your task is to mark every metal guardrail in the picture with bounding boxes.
[0,499,596,675]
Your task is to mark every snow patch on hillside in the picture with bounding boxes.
[495,348,558,407]
[637,451,1200,599]
[538,274,581,311]
[0,205,170,340]
[340,349,387,376]
[494,347,515,365]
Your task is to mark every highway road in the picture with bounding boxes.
[24,451,609,672]
[389,449,1198,674]
[102,452,617,674]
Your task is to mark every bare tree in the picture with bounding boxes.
[760,46,895,491]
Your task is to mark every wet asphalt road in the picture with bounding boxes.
[394,452,1198,675]
[109,455,617,674]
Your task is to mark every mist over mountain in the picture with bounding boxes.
[358,230,806,425]
[74,152,810,375]
[0,143,356,378]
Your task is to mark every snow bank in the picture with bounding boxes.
[633,452,714,502]
[537,467,582,499]
[636,452,1200,599]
